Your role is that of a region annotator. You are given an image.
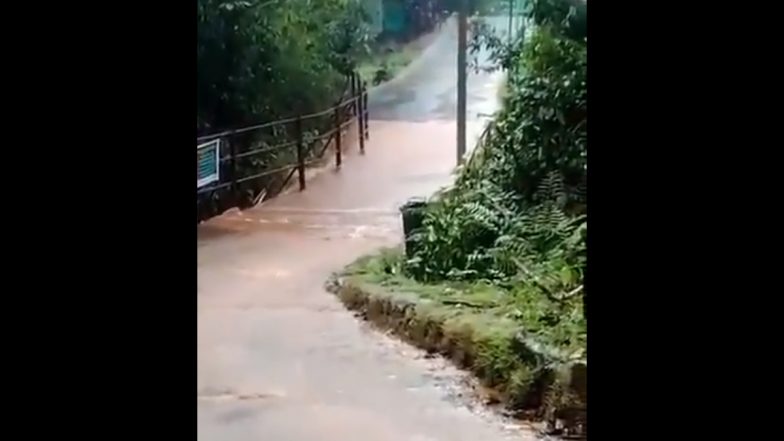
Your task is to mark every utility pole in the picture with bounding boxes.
[508,0,514,40]
[456,0,467,165]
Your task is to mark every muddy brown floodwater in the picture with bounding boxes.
[198,16,541,441]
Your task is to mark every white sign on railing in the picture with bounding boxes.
[197,139,220,188]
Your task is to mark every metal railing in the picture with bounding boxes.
[197,73,370,223]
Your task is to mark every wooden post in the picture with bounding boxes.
[508,0,514,41]
[357,78,365,154]
[457,0,467,165]
[350,72,357,117]
[334,106,342,168]
[229,137,238,200]
[362,81,369,140]
[295,116,306,190]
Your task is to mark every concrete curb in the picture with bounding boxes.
[327,272,586,435]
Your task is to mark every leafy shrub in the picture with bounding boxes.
[197,0,371,133]
[528,0,586,40]
[406,0,587,330]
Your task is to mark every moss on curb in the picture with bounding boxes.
[334,276,543,407]
[328,249,586,428]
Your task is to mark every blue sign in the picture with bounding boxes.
[197,139,220,188]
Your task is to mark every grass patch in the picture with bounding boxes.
[344,248,585,358]
[334,247,586,420]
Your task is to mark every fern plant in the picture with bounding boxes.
[405,4,587,357]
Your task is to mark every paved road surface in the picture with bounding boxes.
[369,16,507,148]
[198,16,536,441]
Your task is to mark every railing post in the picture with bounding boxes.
[362,81,369,141]
[350,72,357,117]
[229,137,238,200]
[357,78,365,155]
[334,106,342,168]
[296,116,306,191]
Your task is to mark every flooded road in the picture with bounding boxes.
[198,16,536,441]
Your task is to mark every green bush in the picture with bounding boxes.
[528,0,586,40]
[197,0,371,133]
[403,10,588,414]
[407,7,586,285]
[197,0,373,220]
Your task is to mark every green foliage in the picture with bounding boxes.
[470,0,586,70]
[197,0,371,132]
[528,0,586,40]
[197,0,373,220]
[344,248,585,409]
[469,31,586,205]
[405,0,587,353]
[407,171,586,307]
[344,8,589,412]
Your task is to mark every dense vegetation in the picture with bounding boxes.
[197,0,372,134]
[197,0,376,221]
[196,0,481,221]
[329,4,587,428]
[196,0,507,134]
[406,0,587,373]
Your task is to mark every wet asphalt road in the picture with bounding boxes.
[369,16,507,145]
[197,16,536,441]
